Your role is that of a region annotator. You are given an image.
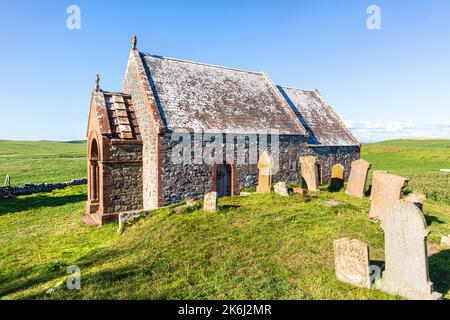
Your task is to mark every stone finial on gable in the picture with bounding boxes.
[95,74,101,92]
[131,35,137,50]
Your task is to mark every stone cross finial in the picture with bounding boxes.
[131,35,137,50]
[95,74,100,91]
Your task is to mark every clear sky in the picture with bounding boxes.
[1,0,449,142]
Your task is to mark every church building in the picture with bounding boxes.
[86,37,360,225]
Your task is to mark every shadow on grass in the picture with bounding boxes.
[0,193,86,216]
[0,248,115,299]
[0,266,64,298]
[218,205,241,213]
[13,246,170,300]
[429,249,450,297]
[425,214,445,226]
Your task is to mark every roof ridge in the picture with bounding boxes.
[141,52,262,75]
[279,85,316,92]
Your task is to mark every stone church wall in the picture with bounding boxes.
[159,133,360,205]
[101,142,143,215]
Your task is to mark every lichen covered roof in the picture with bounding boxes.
[140,53,303,135]
[278,87,359,146]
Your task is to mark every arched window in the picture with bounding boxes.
[89,139,100,202]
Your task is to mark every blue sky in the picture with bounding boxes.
[1,0,449,142]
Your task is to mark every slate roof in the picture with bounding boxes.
[140,53,305,135]
[278,87,359,146]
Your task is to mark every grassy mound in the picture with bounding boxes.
[0,186,449,300]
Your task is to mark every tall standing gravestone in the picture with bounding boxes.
[345,159,371,198]
[333,238,372,288]
[330,164,345,191]
[376,201,442,300]
[256,151,274,193]
[369,172,409,221]
[299,156,319,191]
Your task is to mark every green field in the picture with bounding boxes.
[0,139,449,300]
[362,139,450,203]
[0,140,86,186]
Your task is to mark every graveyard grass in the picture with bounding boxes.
[0,139,449,300]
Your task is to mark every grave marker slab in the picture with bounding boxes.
[299,156,319,191]
[334,238,371,288]
[256,151,274,193]
[204,192,218,212]
[274,182,289,197]
[330,164,345,191]
[369,172,409,221]
[346,159,371,198]
[376,201,442,300]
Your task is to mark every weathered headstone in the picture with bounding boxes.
[117,211,143,235]
[376,201,442,300]
[203,191,218,212]
[274,182,289,197]
[299,156,319,191]
[256,151,274,193]
[369,170,388,201]
[345,159,371,198]
[333,238,371,288]
[330,164,345,191]
[293,187,308,196]
[369,172,409,221]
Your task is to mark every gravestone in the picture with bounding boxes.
[345,159,371,198]
[369,170,388,201]
[293,187,308,196]
[204,192,218,212]
[376,201,442,300]
[369,172,409,221]
[117,211,143,235]
[299,156,319,191]
[333,238,371,288]
[330,164,345,191]
[274,182,289,197]
[405,193,425,212]
[256,151,274,193]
